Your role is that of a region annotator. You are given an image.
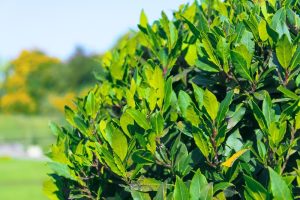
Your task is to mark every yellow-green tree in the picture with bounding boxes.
[1,50,60,113]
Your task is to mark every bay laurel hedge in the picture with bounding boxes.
[45,0,300,199]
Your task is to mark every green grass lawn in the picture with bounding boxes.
[0,114,65,148]
[0,158,49,200]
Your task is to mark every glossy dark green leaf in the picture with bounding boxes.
[216,90,234,127]
[277,85,299,100]
[231,51,253,82]
[269,167,293,200]
[250,100,268,134]
[244,175,269,200]
[127,109,151,130]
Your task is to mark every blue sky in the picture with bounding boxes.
[0,0,193,61]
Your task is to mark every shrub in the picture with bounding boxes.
[46,0,300,199]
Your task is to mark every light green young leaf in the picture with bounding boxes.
[258,19,269,41]
[269,121,286,147]
[105,123,128,161]
[185,44,198,66]
[120,112,134,138]
[173,176,189,200]
[131,191,151,200]
[190,170,208,200]
[203,89,219,121]
[140,10,148,28]
[185,105,200,126]
[276,35,295,69]
[85,92,96,117]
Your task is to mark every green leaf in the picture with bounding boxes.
[193,129,210,158]
[276,35,295,69]
[74,116,88,134]
[192,83,204,109]
[190,170,208,200]
[49,122,63,137]
[135,177,162,192]
[202,35,221,69]
[85,92,96,117]
[271,8,291,42]
[262,92,275,127]
[150,112,164,136]
[269,167,293,200]
[185,44,198,66]
[277,85,299,100]
[244,175,269,200]
[131,191,151,200]
[240,30,255,55]
[178,90,192,117]
[213,182,233,195]
[132,150,155,165]
[195,60,219,73]
[269,121,286,147]
[250,100,268,134]
[43,179,59,200]
[203,89,219,121]
[227,104,246,130]
[216,37,230,73]
[154,182,167,200]
[173,176,189,200]
[216,90,234,127]
[231,51,253,82]
[199,183,213,200]
[163,77,173,112]
[185,105,201,126]
[140,10,148,28]
[182,16,201,39]
[120,112,134,138]
[290,46,300,71]
[105,123,128,161]
[127,109,151,130]
[65,106,76,127]
[48,162,76,181]
[258,19,269,41]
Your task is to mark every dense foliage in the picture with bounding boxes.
[46,0,300,199]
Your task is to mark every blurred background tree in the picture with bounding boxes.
[0,47,102,114]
